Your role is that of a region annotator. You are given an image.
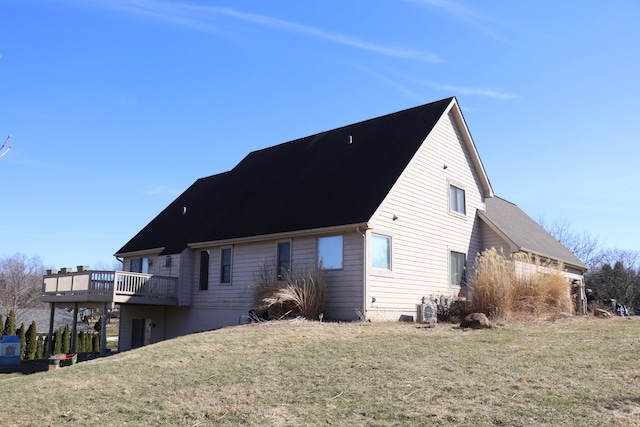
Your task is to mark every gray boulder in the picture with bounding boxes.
[460,313,491,329]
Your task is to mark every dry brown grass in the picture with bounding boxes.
[1,317,639,426]
[472,248,573,320]
[252,264,326,320]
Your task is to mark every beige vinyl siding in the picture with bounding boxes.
[122,253,180,278]
[514,258,583,285]
[481,224,585,285]
[118,305,167,351]
[177,250,192,306]
[167,231,363,332]
[366,110,486,321]
[322,231,364,321]
[157,254,178,277]
[121,253,191,307]
[480,221,512,255]
[191,242,267,311]
[562,266,586,284]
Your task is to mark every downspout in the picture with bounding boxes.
[356,226,367,320]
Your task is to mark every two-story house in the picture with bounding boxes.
[42,97,588,351]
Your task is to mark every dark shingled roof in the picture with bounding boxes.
[117,98,454,255]
[479,196,588,270]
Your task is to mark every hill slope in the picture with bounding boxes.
[1,318,639,426]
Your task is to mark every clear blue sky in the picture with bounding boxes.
[1,0,638,269]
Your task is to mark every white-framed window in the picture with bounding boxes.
[130,257,149,274]
[220,247,232,284]
[318,235,343,270]
[277,241,291,278]
[371,233,391,270]
[449,184,466,215]
[199,250,210,291]
[450,251,467,287]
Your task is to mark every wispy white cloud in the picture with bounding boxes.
[391,70,516,100]
[430,82,515,100]
[357,66,426,102]
[96,0,444,63]
[404,0,512,43]
[409,0,497,22]
[354,64,514,102]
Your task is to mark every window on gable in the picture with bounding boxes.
[318,235,343,270]
[130,257,149,274]
[220,247,232,284]
[277,241,291,278]
[371,234,391,270]
[199,250,210,291]
[449,184,466,215]
[450,251,467,287]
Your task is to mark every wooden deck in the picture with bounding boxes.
[42,271,179,306]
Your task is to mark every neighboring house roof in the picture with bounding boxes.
[118,97,491,256]
[478,196,588,270]
[1,308,95,335]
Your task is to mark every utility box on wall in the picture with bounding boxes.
[0,335,21,365]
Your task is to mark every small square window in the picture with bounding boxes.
[449,184,466,215]
[318,235,343,269]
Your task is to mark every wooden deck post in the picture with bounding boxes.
[46,303,55,357]
[99,302,108,356]
[576,280,587,315]
[70,302,78,353]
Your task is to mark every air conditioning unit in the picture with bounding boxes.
[416,298,437,327]
[0,335,21,366]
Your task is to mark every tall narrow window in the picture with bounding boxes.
[277,242,291,278]
[220,248,232,284]
[318,235,343,269]
[199,250,210,291]
[450,251,467,287]
[371,234,391,270]
[449,184,466,215]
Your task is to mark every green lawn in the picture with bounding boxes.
[1,317,639,426]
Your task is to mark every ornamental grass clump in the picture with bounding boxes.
[252,264,326,320]
[472,248,572,320]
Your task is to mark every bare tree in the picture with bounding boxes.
[538,217,605,268]
[0,253,46,313]
[539,217,640,311]
[586,259,640,310]
[92,259,123,271]
[600,248,640,270]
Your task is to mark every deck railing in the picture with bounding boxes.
[42,270,178,304]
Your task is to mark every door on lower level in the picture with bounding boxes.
[131,318,152,349]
